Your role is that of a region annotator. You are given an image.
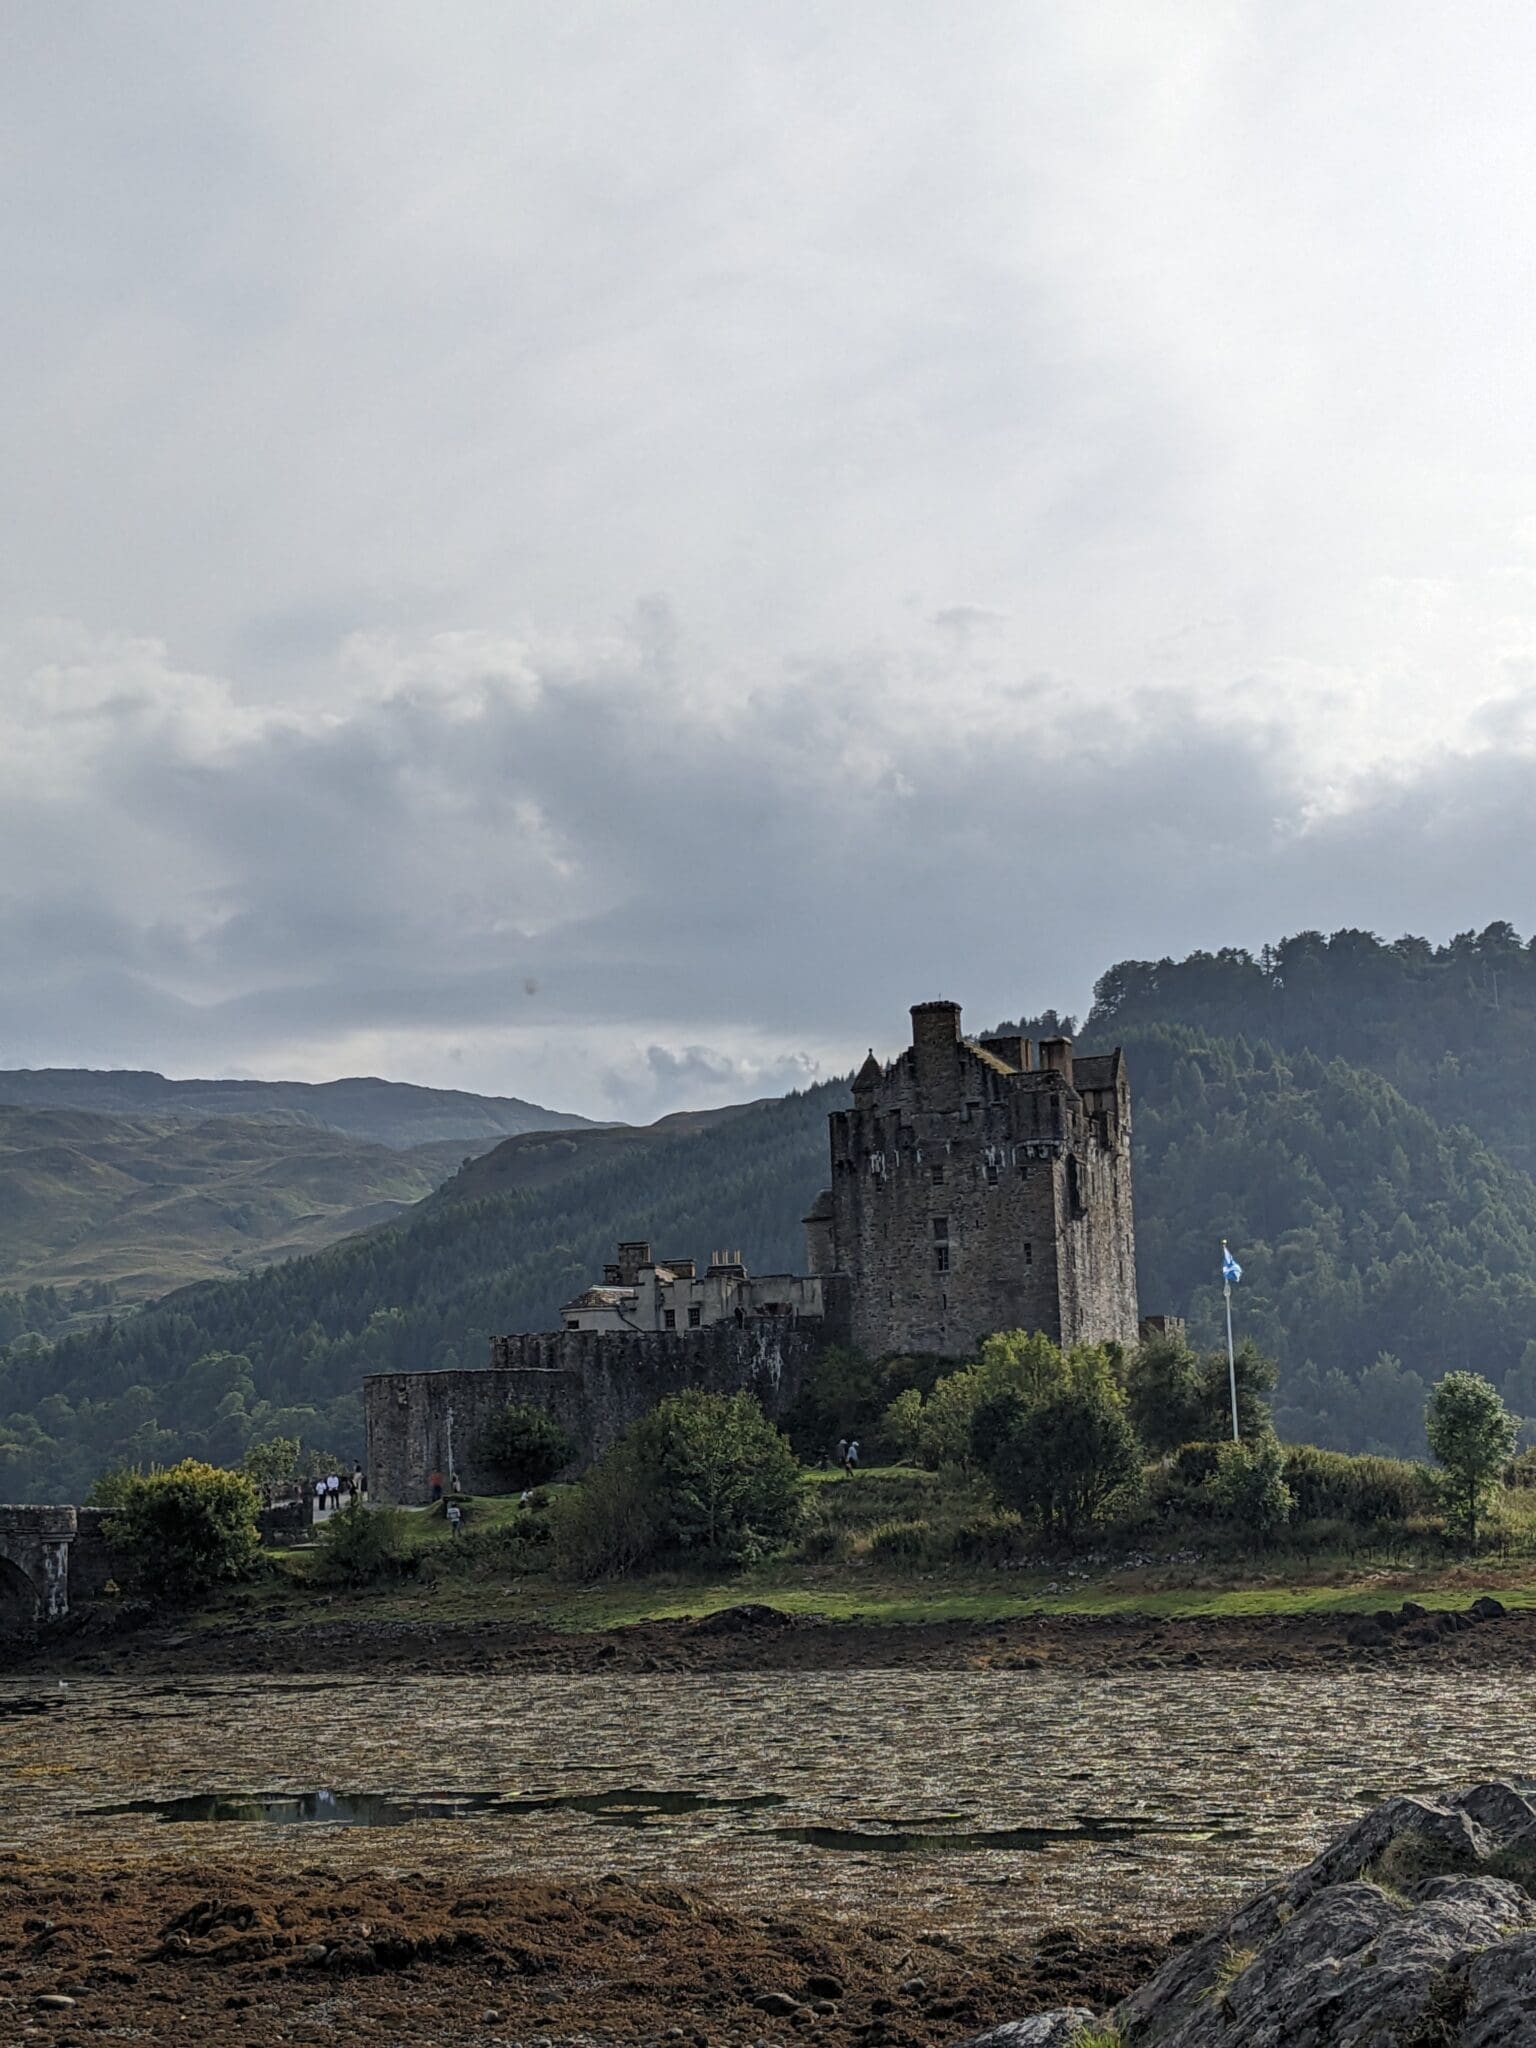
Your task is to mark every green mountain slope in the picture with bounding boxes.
[0,1083,841,1500]
[1087,922,1536,1174]
[0,1106,477,1315]
[0,1069,595,1150]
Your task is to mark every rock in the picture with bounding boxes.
[801,1976,842,2001]
[33,1996,76,2010]
[1400,1599,1429,1618]
[693,1605,794,1636]
[750,1992,801,2016]
[1109,1782,1536,2046]
[1469,1594,1508,1622]
[953,2015,1098,2047]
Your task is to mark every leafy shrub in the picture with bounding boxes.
[105,1459,260,1600]
[1506,1446,1536,1490]
[314,1502,413,1586]
[474,1404,576,1490]
[552,1391,800,1578]
[794,1514,852,1565]
[1208,1435,1293,1540]
[1171,1441,1225,1487]
[944,1507,1026,1564]
[1281,1444,1430,1524]
[549,1448,660,1580]
[419,1513,550,1581]
[866,1518,930,1563]
[979,1371,1143,1539]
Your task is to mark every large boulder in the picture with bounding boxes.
[1110,1781,1536,2046]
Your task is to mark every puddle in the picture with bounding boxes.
[92,1785,788,1829]
[12,1667,1536,1936]
[775,1811,1251,1854]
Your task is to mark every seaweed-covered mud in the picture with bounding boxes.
[23,1594,1536,1681]
[0,1860,1174,2047]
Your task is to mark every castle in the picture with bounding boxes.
[805,999,1138,1357]
[363,1000,1138,1500]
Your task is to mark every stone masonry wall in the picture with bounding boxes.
[825,1005,1138,1358]
[364,1317,833,1505]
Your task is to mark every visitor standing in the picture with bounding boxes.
[447,1501,463,1537]
[846,1439,861,1474]
[352,1463,364,1499]
[835,1437,848,1471]
[429,1468,443,1502]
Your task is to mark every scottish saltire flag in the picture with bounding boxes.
[1222,1242,1242,1286]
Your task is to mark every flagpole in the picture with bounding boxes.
[1223,1253,1240,1442]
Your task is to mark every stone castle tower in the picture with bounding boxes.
[803,999,1138,1359]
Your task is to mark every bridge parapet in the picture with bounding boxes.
[0,1505,78,1625]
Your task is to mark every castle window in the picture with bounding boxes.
[932,1216,948,1240]
[929,1162,945,1186]
[934,1243,950,1273]
[664,1309,676,1330]
[565,1319,580,1332]
[940,1292,948,1310]
[985,1162,999,1185]
[688,1304,702,1329]
[1023,1242,1033,1266]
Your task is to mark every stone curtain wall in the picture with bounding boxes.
[364,1319,829,1505]
[0,1505,76,1624]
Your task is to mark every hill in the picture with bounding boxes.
[0,1069,595,1150]
[1086,922,1536,1175]
[0,1082,841,1499]
[12,922,1536,1499]
[0,1106,477,1320]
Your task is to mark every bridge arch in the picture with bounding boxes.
[0,1506,76,1628]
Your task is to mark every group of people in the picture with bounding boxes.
[311,1466,366,1517]
[833,1437,861,1474]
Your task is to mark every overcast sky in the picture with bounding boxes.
[4,2,1536,1118]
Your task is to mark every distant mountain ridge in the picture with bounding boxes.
[0,1068,596,1150]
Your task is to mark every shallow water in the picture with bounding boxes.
[5,1667,1534,1933]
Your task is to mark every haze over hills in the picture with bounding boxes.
[8,924,1536,1501]
[0,1070,596,1151]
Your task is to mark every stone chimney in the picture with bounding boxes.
[911,1000,963,1110]
[979,1033,1032,1073]
[1038,1036,1074,1086]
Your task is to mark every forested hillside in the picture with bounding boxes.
[0,1083,838,1500]
[10,923,1536,1499]
[1088,923,1536,1173]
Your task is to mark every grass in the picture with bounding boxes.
[206,1465,1536,1637]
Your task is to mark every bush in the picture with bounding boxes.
[552,1391,800,1578]
[866,1518,930,1563]
[945,1508,1025,1564]
[474,1404,576,1490]
[419,1512,551,1582]
[1505,1447,1536,1490]
[1126,1335,1276,1453]
[1208,1435,1293,1541]
[1281,1444,1430,1525]
[549,1447,660,1580]
[313,1502,413,1586]
[980,1374,1143,1539]
[105,1459,260,1600]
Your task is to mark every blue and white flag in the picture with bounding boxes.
[1222,1242,1242,1287]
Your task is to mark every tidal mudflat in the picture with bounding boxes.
[7,1666,1534,1935]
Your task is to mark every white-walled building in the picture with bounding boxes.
[561,1240,824,1335]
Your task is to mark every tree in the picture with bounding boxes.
[315,1501,411,1586]
[1425,1372,1519,1543]
[105,1459,260,1600]
[552,1391,801,1578]
[976,1374,1143,1540]
[474,1404,576,1490]
[241,1435,299,1506]
[629,1391,800,1562]
[1126,1331,1276,1452]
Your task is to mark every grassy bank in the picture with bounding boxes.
[202,1465,1536,1636]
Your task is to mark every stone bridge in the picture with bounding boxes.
[0,1506,76,1628]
